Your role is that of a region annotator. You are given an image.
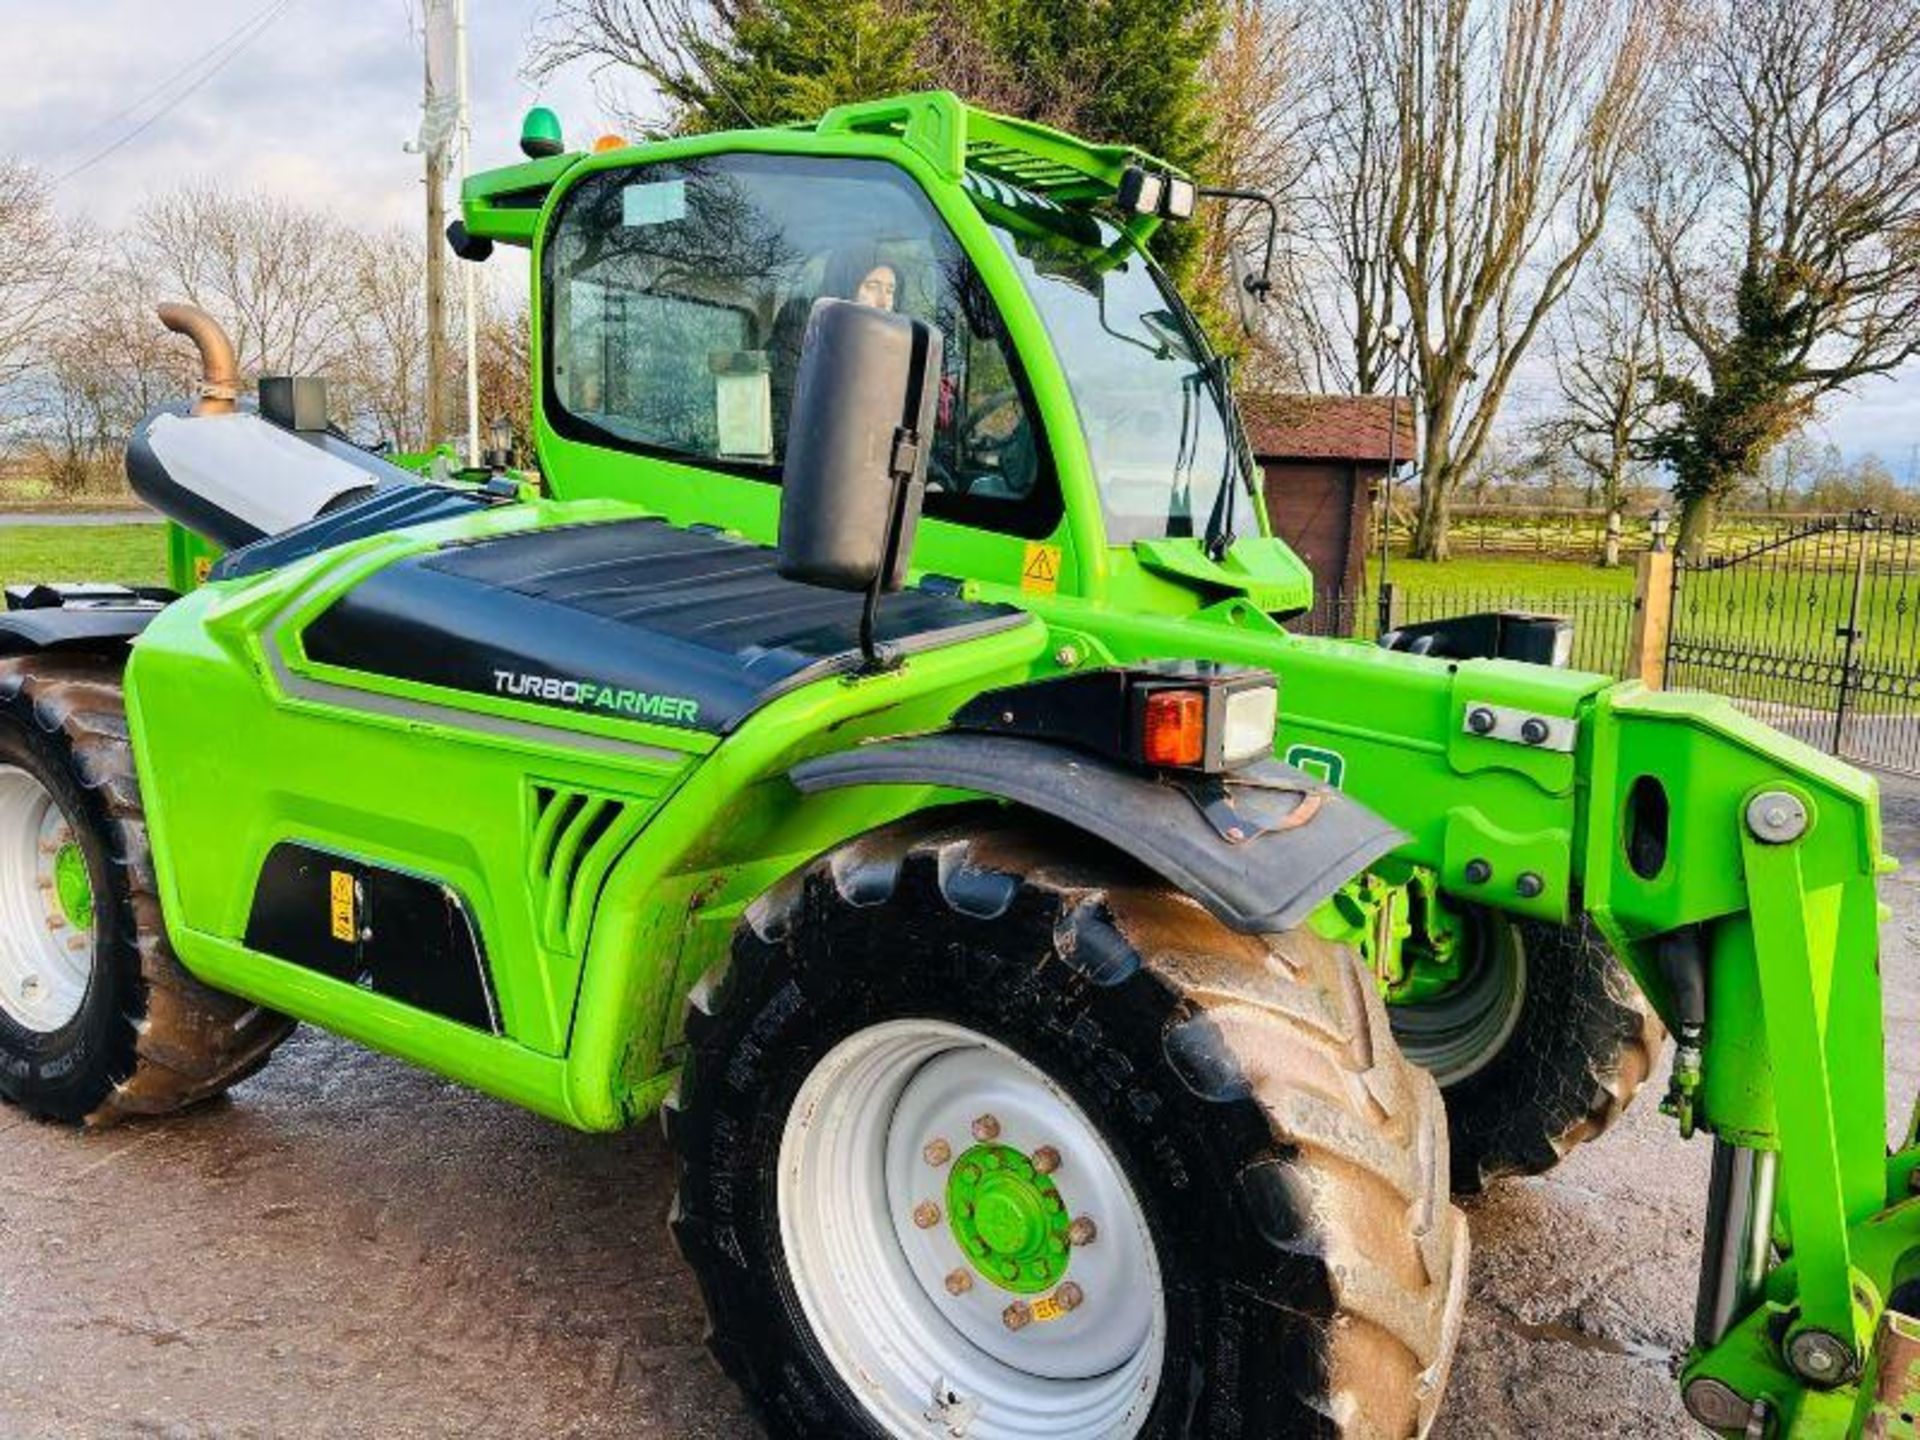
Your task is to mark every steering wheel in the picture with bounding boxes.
[958,390,1038,498]
[961,390,1022,458]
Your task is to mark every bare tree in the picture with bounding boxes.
[1385,0,1668,559]
[1294,0,1404,395]
[131,182,360,381]
[3,181,539,499]
[28,257,194,497]
[453,274,533,466]
[1744,430,1827,511]
[0,160,82,405]
[528,0,931,135]
[1539,247,1663,552]
[528,0,756,132]
[344,226,432,452]
[1640,0,1920,553]
[1194,0,1320,388]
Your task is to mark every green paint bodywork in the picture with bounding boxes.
[114,90,1904,1433]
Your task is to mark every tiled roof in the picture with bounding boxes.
[1241,393,1417,462]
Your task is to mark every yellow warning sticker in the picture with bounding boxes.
[1020,542,1061,594]
[1031,1294,1067,1323]
[193,556,213,583]
[328,871,357,943]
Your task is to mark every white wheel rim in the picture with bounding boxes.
[0,765,95,1033]
[779,1018,1164,1440]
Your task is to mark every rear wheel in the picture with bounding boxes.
[0,654,293,1126]
[667,813,1468,1439]
[1389,911,1663,1194]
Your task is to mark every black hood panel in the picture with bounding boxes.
[301,517,1026,734]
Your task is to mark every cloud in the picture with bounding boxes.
[5,0,616,230]
[1812,360,1920,475]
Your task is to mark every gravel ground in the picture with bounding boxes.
[2,776,1915,1439]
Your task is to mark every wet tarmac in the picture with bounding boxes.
[2,775,1915,1438]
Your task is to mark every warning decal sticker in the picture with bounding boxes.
[328,870,357,943]
[1020,542,1061,595]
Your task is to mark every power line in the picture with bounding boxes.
[54,0,302,186]
[54,0,294,162]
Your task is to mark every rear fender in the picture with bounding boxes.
[790,733,1407,934]
[0,586,168,658]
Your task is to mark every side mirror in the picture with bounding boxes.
[778,299,941,601]
[1228,248,1262,336]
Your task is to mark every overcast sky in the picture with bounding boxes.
[3,0,1914,472]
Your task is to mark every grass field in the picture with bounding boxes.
[0,525,169,588]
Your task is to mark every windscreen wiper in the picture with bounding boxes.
[1200,353,1248,562]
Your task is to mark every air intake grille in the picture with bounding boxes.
[529,785,639,955]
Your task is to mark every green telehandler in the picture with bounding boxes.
[0,91,1905,1437]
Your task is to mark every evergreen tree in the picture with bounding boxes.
[680,0,933,131]
[533,0,1225,276]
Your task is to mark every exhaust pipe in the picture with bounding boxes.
[156,302,240,417]
[128,301,416,550]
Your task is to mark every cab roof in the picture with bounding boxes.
[461,90,1184,248]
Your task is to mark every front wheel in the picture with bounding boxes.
[666,813,1468,1439]
[0,654,293,1125]
[1388,911,1664,1194]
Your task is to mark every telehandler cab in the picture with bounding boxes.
[0,91,1904,1437]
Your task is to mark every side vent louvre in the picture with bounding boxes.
[529,785,640,955]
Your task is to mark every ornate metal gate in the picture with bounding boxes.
[1667,511,1920,775]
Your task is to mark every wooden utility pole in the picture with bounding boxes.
[424,143,449,449]
[455,0,480,465]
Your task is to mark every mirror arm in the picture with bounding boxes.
[1198,187,1280,301]
[857,429,924,674]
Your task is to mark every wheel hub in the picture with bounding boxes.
[0,765,95,1034]
[1389,909,1528,1087]
[53,841,93,931]
[947,1142,1071,1293]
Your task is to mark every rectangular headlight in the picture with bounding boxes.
[1162,175,1197,221]
[1221,682,1278,766]
[1117,165,1165,216]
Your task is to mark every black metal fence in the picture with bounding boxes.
[1293,585,1640,679]
[1668,511,1920,775]
[1291,511,1920,776]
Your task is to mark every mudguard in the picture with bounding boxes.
[0,587,167,657]
[790,733,1407,934]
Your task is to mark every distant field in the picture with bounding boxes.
[1376,555,1637,596]
[1,525,168,587]
[1393,506,1920,562]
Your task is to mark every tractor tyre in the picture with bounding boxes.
[0,653,294,1126]
[666,811,1468,1439]
[1388,910,1664,1194]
